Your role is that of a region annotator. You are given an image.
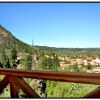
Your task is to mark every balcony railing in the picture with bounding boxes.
[0,68,100,98]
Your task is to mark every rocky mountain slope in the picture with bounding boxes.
[0,25,31,52]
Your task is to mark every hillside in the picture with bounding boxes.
[0,25,31,53]
[36,45,100,56]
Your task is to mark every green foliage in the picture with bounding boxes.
[11,47,17,60]
[41,57,48,70]
[0,48,11,68]
[47,57,53,70]
[52,54,60,71]
[10,47,17,68]
[0,62,3,68]
[24,53,32,70]
[45,80,98,98]
[5,58,11,68]
[0,48,7,68]
[0,85,10,97]
[41,53,60,71]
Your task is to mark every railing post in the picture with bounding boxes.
[9,77,19,98]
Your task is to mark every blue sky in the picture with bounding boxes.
[0,3,100,48]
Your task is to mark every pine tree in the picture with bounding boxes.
[5,58,11,68]
[25,53,32,70]
[0,62,3,68]
[41,57,48,70]
[11,47,17,68]
[52,54,60,71]
[11,47,17,60]
[1,48,7,67]
[47,57,53,70]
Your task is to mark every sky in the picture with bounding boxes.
[0,3,100,48]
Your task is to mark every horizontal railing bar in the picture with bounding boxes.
[0,68,100,85]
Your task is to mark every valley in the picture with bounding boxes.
[0,25,100,98]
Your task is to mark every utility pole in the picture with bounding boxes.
[32,40,38,70]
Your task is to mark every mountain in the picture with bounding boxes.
[0,25,32,53]
[35,45,100,57]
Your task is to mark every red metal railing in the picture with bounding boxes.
[0,68,100,98]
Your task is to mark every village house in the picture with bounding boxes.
[58,57,65,61]
[60,61,69,69]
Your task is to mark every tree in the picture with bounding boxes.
[41,57,48,70]
[39,80,47,97]
[11,47,17,60]
[41,53,60,71]
[0,62,3,68]
[25,53,32,70]
[47,57,53,70]
[52,55,60,71]
[10,47,17,68]
[5,58,11,68]
[1,48,7,67]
